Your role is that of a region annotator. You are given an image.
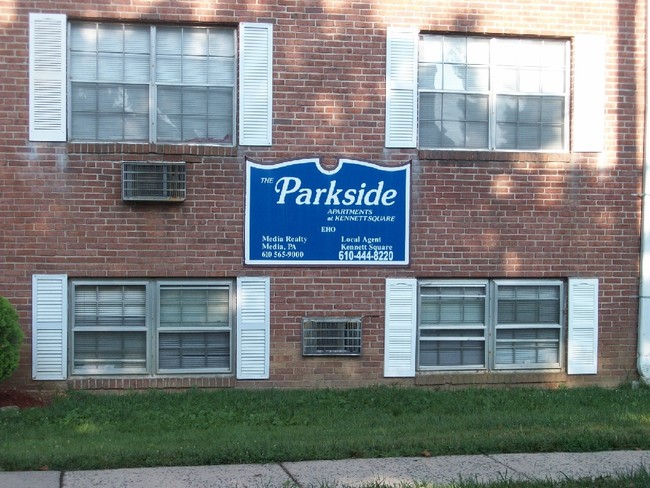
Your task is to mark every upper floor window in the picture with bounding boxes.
[69,23,236,144]
[385,29,604,153]
[29,14,272,146]
[417,35,569,151]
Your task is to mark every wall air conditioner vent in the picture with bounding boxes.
[122,162,186,202]
[302,317,362,356]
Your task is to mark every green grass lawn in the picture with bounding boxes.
[2,385,650,485]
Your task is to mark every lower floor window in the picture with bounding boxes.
[71,280,233,375]
[418,279,563,371]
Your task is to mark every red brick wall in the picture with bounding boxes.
[0,0,645,390]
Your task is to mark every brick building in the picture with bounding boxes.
[1,0,647,391]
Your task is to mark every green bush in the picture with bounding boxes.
[0,296,24,381]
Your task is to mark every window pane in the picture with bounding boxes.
[420,287,485,325]
[157,27,182,55]
[466,66,489,91]
[157,56,183,84]
[495,328,560,366]
[542,69,565,94]
[442,93,465,121]
[419,120,441,148]
[541,125,564,151]
[497,285,561,325]
[71,113,97,140]
[418,63,442,90]
[159,331,230,370]
[97,53,124,82]
[466,121,489,148]
[183,28,209,56]
[70,53,97,81]
[419,35,443,63]
[124,54,150,83]
[542,97,564,123]
[441,121,465,147]
[74,331,146,372]
[496,95,563,151]
[208,57,236,86]
[209,28,235,56]
[71,23,97,51]
[444,37,466,63]
[519,68,541,93]
[420,341,484,367]
[74,285,146,327]
[157,86,234,143]
[98,24,124,52]
[183,56,209,84]
[466,37,490,64]
[160,286,229,328]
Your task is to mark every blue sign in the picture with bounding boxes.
[245,157,410,265]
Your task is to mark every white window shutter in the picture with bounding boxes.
[572,35,606,152]
[567,278,599,374]
[236,277,270,379]
[29,13,67,142]
[385,27,418,148]
[384,278,417,377]
[32,274,68,380]
[239,23,273,146]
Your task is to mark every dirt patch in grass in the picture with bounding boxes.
[0,389,51,409]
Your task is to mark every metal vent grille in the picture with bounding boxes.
[302,317,362,356]
[122,162,186,202]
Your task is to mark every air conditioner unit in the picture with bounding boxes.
[122,162,186,202]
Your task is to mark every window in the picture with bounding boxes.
[418,280,563,371]
[29,14,272,145]
[302,317,362,356]
[418,35,569,151]
[71,280,233,375]
[69,23,235,144]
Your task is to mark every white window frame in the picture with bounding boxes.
[491,279,564,371]
[68,22,237,145]
[417,279,564,372]
[156,281,234,374]
[417,34,570,152]
[417,280,488,371]
[69,279,234,375]
[29,14,273,146]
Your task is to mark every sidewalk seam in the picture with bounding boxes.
[483,454,534,482]
[278,462,303,488]
[59,470,64,488]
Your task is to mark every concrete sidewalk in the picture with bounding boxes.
[2,450,649,488]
